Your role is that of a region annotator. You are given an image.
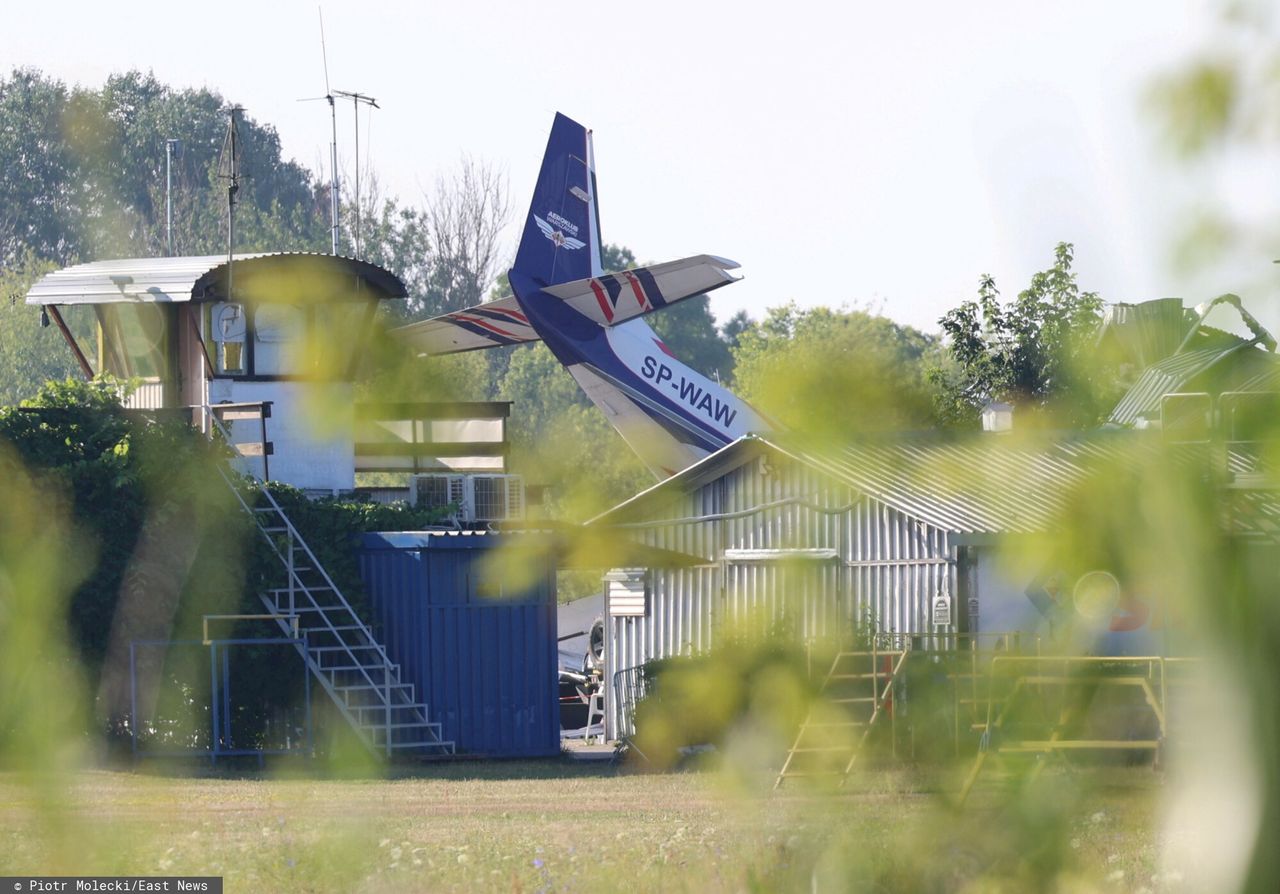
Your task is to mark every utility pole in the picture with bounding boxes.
[165,138,181,256]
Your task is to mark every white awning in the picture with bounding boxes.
[26,252,407,306]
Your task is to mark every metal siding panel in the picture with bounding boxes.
[359,540,558,758]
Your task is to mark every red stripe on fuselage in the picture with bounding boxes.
[590,279,615,322]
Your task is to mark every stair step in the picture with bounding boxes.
[309,644,385,653]
[828,673,890,680]
[337,682,414,693]
[350,703,430,714]
[368,728,445,741]
[240,489,449,762]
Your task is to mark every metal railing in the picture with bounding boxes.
[957,655,1199,805]
[205,407,453,757]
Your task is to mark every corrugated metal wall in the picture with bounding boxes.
[359,534,560,757]
[604,455,958,738]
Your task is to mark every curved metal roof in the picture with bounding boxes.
[25,252,407,306]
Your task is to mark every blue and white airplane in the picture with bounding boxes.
[396,113,769,478]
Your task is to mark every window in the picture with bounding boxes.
[97,304,168,379]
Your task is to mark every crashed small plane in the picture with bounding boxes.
[396,113,769,478]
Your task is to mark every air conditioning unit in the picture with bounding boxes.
[413,474,525,523]
[415,474,467,516]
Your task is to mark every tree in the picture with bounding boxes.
[720,309,753,352]
[731,302,941,437]
[417,157,511,317]
[0,256,90,406]
[0,70,86,266]
[0,67,329,267]
[930,242,1109,429]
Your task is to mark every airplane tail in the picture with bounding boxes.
[398,111,769,479]
[511,112,602,287]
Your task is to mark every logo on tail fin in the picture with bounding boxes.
[535,214,586,250]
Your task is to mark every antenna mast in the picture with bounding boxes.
[333,89,379,259]
[319,9,339,255]
[217,106,242,297]
[301,11,379,258]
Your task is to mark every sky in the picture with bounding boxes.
[5,0,1262,335]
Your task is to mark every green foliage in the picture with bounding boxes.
[0,377,236,674]
[719,308,753,352]
[0,257,95,406]
[632,634,816,772]
[0,68,328,266]
[0,378,450,750]
[245,480,453,624]
[731,302,941,436]
[931,242,1111,429]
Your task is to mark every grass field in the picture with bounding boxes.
[0,757,1188,893]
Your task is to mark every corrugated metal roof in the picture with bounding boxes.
[1108,344,1253,425]
[1098,298,1189,367]
[767,435,1105,535]
[592,432,1269,538]
[593,434,1099,534]
[25,252,407,305]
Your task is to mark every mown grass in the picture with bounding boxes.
[0,760,1183,893]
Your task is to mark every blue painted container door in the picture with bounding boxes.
[359,534,559,758]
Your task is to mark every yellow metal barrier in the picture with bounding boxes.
[958,655,1192,806]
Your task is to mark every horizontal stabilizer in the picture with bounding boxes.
[393,296,540,356]
[545,255,740,327]
[394,255,740,357]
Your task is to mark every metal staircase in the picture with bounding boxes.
[774,648,908,789]
[208,408,454,758]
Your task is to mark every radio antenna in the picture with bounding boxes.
[333,89,379,260]
[216,106,243,296]
[298,7,340,254]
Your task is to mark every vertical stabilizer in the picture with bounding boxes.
[512,113,596,287]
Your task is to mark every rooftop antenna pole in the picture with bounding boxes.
[320,10,339,255]
[300,9,341,255]
[165,138,181,256]
[217,106,242,298]
[334,89,378,259]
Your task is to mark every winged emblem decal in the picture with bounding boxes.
[534,214,586,250]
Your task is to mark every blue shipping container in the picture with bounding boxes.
[358,531,560,757]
